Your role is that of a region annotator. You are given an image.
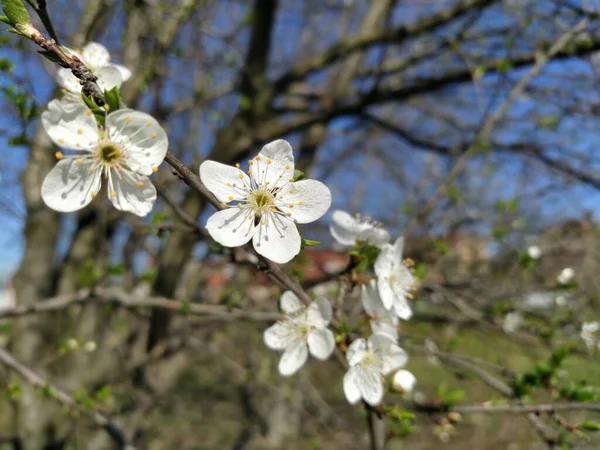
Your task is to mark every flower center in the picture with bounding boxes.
[248,189,274,218]
[100,144,121,162]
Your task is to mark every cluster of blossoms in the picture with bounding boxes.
[41,42,168,216]
[581,322,600,351]
[40,41,416,410]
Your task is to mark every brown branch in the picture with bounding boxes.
[0,288,282,321]
[0,347,136,449]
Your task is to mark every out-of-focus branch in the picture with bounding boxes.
[0,288,282,321]
[0,347,136,449]
[403,18,589,235]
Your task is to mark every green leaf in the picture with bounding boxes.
[1,0,30,25]
[581,420,600,432]
[81,93,105,126]
[301,238,320,248]
[293,169,305,181]
[103,86,121,112]
[0,14,9,24]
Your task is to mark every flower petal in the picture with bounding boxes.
[382,343,408,375]
[278,340,308,376]
[360,227,390,248]
[361,281,379,318]
[42,99,98,150]
[199,160,250,203]
[112,64,132,82]
[346,338,367,366]
[82,42,111,68]
[371,321,398,340]
[307,328,335,360]
[392,294,413,321]
[251,139,294,188]
[329,210,358,246]
[377,278,395,310]
[275,179,331,224]
[41,158,101,212]
[56,68,82,93]
[106,109,168,176]
[358,366,384,406]
[307,296,332,327]
[107,171,156,216]
[95,65,123,91]
[206,207,256,247]
[374,243,395,277]
[280,291,303,314]
[253,213,301,264]
[392,370,416,393]
[264,322,297,350]
[391,236,405,261]
[343,367,362,404]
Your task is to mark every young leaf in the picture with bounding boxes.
[104,86,121,112]
[0,14,9,24]
[1,0,29,25]
[301,237,321,248]
[293,169,305,181]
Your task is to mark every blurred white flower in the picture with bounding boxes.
[200,140,332,263]
[581,322,600,350]
[361,280,398,339]
[374,237,415,320]
[392,369,416,393]
[329,210,390,248]
[83,341,97,353]
[57,42,131,97]
[502,311,521,334]
[41,100,168,216]
[557,267,575,285]
[555,295,567,307]
[343,333,407,406]
[263,291,335,376]
[527,245,541,260]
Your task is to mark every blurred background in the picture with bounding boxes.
[1,0,600,448]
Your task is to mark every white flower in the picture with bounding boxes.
[199,140,332,263]
[527,245,541,260]
[392,369,416,393]
[263,291,335,376]
[555,295,567,307]
[57,42,131,96]
[502,311,521,334]
[581,322,600,350]
[361,280,398,338]
[41,99,168,216]
[343,333,407,406]
[83,341,97,353]
[329,210,390,248]
[557,267,575,285]
[374,237,415,320]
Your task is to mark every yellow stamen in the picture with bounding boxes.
[152,167,158,173]
[124,115,131,121]
[77,128,83,135]
[151,133,157,139]
[75,158,82,164]
[109,191,117,198]
[103,104,110,111]
[55,151,63,160]
[85,110,92,116]
[137,181,144,187]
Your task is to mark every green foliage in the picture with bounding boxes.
[348,241,380,273]
[512,347,569,398]
[151,211,170,226]
[559,381,599,402]
[580,420,600,432]
[495,198,518,214]
[103,86,121,112]
[519,252,536,270]
[78,258,101,287]
[81,93,105,125]
[107,263,125,276]
[73,385,113,411]
[5,381,21,400]
[436,381,465,408]
[2,85,37,121]
[293,169,305,181]
[1,0,30,25]
[538,115,559,130]
[0,57,12,71]
[413,262,427,281]
[385,405,416,437]
[447,184,460,205]
[301,237,320,248]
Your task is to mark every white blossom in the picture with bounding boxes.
[527,245,541,260]
[263,291,335,376]
[581,322,600,350]
[56,42,131,96]
[329,210,390,248]
[361,280,398,338]
[343,333,407,406]
[41,99,168,216]
[392,369,416,393]
[83,341,97,353]
[502,311,522,334]
[374,237,415,320]
[557,267,575,285]
[199,140,331,263]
